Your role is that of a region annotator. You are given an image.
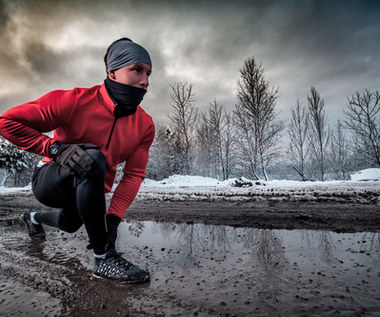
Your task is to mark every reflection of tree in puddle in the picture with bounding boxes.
[360,232,380,252]
[240,229,292,304]
[253,229,286,270]
[318,231,334,263]
[175,223,231,257]
[298,230,335,263]
[127,220,145,237]
[153,222,177,239]
[122,220,380,289]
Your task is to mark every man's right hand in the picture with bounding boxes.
[56,144,98,179]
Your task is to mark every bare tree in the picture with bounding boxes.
[205,100,235,180]
[233,57,284,180]
[145,124,177,180]
[307,87,330,181]
[344,90,380,167]
[328,120,351,179]
[220,111,235,180]
[288,100,310,181]
[169,82,198,174]
[208,101,223,178]
[195,112,213,177]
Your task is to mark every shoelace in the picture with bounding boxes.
[96,253,135,278]
[110,252,133,270]
[28,220,43,234]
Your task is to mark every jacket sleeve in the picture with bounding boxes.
[106,122,155,219]
[0,89,76,156]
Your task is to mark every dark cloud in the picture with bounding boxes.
[22,40,67,78]
[0,0,9,30]
[0,0,379,124]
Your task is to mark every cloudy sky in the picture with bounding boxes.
[0,0,379,126]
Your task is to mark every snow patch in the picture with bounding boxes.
[142,175,221,187]
[138,169,380,203]
[1,169,379,204]
[350,168,380,181]
[0,184,32,194]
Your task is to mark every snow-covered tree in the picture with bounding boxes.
[0,137,37,186]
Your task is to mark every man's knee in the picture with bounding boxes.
[86,149,105,165]
[58,216,83,233]
[85,149,106,179]
[60,223,82,233]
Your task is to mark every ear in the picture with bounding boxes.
[108,71,116,80]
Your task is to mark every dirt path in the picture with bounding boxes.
[127,199,380,233]
[2,190,380,232]
[1,192,379,316]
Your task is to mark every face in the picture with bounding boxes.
[108,62,152,90]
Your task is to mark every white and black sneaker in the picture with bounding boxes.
[23,211,46,239]
[93,249,150,283]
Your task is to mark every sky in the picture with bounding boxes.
[0,0,379,126]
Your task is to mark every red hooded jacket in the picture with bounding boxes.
[0,83,155,219]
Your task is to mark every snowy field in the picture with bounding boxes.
[1,168,380,203]
[136,168,380,203]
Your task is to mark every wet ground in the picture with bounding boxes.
[0,193,380,316]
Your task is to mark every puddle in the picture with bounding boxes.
[116,221,380,316]
[117,221,380,271]
[0,216,379,316]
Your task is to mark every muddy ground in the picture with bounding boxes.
[1,191,380,316]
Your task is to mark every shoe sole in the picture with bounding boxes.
[92,273,150,284]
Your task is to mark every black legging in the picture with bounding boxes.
[31,149,107,255]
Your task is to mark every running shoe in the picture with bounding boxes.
[23,211,46,239]
[93,249,150,283]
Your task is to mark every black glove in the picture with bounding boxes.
[86,214,121,251]
[106,214,121,250]
[55,143,98,179]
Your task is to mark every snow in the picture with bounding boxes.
[0,184,31,194]
[1,169,379,204]
[143,175,223,187]
[142,169,380,188]
[350,168,380,181]
[137,169,380,203]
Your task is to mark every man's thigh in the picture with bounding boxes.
[32,162,76,208]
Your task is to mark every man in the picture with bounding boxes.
[0,38,155,283]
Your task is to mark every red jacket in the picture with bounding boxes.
[0,83,155,219]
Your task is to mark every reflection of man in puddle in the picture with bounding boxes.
[0,38,154,283]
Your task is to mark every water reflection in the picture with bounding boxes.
[1,215,378,315]
[117,220,380,316]
[127,220,145,237]
[118,220,380,269]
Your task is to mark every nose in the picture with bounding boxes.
[139,74,149,89]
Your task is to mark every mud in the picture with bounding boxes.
[1,192,380,316]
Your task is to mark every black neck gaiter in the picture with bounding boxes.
[104,78,147,118]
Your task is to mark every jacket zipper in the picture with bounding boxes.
[106,117,118,149]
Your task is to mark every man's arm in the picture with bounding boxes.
[106,123,155,219]
[0,89,76,156]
